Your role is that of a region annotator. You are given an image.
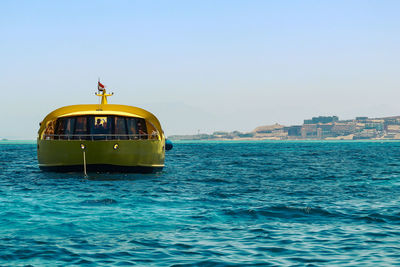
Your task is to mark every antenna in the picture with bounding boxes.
[95,79,113,104]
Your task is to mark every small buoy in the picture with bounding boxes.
[165,139,173,151]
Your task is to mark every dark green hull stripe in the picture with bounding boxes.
[40,164,163,173]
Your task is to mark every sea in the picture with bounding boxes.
[1,140,400,266]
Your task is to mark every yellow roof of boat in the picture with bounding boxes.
[38,88,163,135]
[39,104,163,135]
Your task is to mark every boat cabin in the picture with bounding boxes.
[43,115,159,141]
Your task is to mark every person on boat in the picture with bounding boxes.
[93,118,107,140]
[44,121,55,139]
[95,119,104,130]
[137,121,147,139]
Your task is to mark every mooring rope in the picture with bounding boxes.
[83,150,87,177]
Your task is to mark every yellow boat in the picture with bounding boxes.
[37,83,168,173]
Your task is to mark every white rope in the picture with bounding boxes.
[83,150,88,177]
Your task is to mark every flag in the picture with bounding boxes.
[98,81,105,91]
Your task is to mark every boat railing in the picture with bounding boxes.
[43,133,159,141]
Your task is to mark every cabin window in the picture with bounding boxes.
[147,122,159,139]
[74,116,89,140]
[126,117,138,139]
[55,117,75,140]
[90,116,112,140]
[44,121,55,139]
[48,115,152,140]
[137,118,148,139]
[114,116,128,140]
[126,117,147,139]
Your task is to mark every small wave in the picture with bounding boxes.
[359,215,387,223]
[202,178,229,183]
[80,198,118,205]
[73,259,95,265]
[256,246,292,254]
[357,212,400,224]
[172,243,194,250]
[364,231,390,238]
[223,205,338,220]
[207,191,234,199]
[3,246,80,262]
[288,257,329,263]
[129,239,168,248]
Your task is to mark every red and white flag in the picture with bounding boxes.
[98,81,105,91]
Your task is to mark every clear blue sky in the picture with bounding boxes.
[1,0,399,139]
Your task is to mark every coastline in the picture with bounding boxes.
[3,139,400,145]
[169,139,400,143]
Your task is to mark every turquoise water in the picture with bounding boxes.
[1,141,400,265]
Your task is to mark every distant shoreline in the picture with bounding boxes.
[169,115,400,141]
[2,139,400,146]
[168,139,400,143]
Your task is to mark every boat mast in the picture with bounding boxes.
[96,80,113,105]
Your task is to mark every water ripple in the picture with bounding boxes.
[1,142,400,265]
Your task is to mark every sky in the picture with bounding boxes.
[1,0,399,139]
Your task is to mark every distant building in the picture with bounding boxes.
[237,132,255,138]
[253,124,284,134]
[365,122,383,131]
[383,117,400,129]
[353,129,378,139]
[331,122,357,136]
[304,116,339,124]
[387,125,400,133]
[356,116,368,121]
[213,131,229,135]
[286,125,302,136]
[252,124,287,139]
[301,124,318,138]
[317,124,335,138]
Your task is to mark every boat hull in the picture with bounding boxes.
[39,164,163,173]
[37,139,165,173]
